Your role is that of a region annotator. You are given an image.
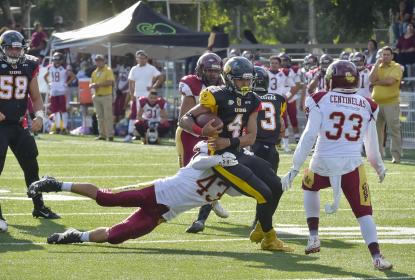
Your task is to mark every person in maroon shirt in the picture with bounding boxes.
[395,22,415,74]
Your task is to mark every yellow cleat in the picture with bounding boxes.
[260,228,294,252]
[249,221,264,243]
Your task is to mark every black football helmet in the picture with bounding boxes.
[350,52,366,70]
[223,56,254,96]
[0,30,27,65]
[278,52,291,68]
[319,54,333,72]
[195,52,222,86]
[253,66,269,94]
[325,60,358,93]
[303,53,318,71]
[339,51,351,60]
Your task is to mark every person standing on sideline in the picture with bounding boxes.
[90,54,115,141]
[369,46,403,163]
[125,50,164,142]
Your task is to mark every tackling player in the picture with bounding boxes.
[281,60,392,270]
[0,31,60,230]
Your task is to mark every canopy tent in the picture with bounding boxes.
[50,1,228,60]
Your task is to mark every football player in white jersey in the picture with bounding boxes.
[28,141,239,245]
[307,54,333,95]
[281,60,392,271]
[350,52,371,98]
[43,52,75,134]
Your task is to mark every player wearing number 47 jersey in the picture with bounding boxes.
[29,141,248,245]
[282,60,392,270]
[180,57,292,251]
[0,31,60,230]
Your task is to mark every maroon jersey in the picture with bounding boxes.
[0,55,39,124]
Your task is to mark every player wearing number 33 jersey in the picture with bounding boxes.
[282,61,392,270]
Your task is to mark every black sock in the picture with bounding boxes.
[0,204,4,220]
[197,204,212,221]
[32,194,45,209]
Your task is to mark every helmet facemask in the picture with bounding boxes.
[1,45,25,65]
[225,73,253,96]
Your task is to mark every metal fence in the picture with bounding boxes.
[400,91,415,149]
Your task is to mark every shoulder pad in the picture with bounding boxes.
[138,97,148,107]
[24,54,39,63]
[364,97,378,113]
[199,87,217,112]
[311,91,328,104]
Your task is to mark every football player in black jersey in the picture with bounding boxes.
[252,66,286,173]
[180,57,292,251]
[0,31,60,230]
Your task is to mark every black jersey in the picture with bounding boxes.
[0,55,39,125]
[199,85,261,152]
[255,92,285,144]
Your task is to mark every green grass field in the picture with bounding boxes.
[1,135,414,280]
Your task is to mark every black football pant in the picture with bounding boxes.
[251,141,280,173]
[0,124,44,209]
[212,151,283,232]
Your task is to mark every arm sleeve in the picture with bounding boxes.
[363,109,385,175]
[292,103,321,171]
[190,154,222,170]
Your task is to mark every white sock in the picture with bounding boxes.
[55,113,61,129]
[61,182,73,192]
[80,231,90,242]
[357,215,378,245]
[128,119,135,134]
[62,112,68,129]
[304,190,320,218]
[282,137,289,146]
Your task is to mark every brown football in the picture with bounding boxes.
[195,113,223,128]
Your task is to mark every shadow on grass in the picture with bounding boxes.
[50,245,414,279]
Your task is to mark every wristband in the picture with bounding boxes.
[192,123,203,136]
[229,137,240,149]
[34,110,45,120]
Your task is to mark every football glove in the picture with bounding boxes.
[281,169,299,191]
[218,152,238,167]
[378,168,386,183]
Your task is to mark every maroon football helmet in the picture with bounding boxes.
[303,53,318,70]
[325,60,358,93]
[278,52,291,68]
[350,52,366,71]
[195,52,223,86]
[319,54,333,72]
[339,51,351,60]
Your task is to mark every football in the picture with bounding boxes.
[195,113,223,128]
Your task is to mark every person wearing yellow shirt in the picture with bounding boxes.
[369,46,403,163]
[90,55,115,141]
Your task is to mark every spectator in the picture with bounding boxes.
[113,56,132,123]
[125,50,163,142]
[90,54,115,141]
[393,1,413,41]
[369,46,403,163]
[365,39,378,65]
[30,22,48,50]
[395,22,415,73]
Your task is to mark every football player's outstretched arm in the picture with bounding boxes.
[363,115,386,182]
[29,77,45,132]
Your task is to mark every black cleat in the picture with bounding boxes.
[28,176,62,198]
[32,206,61,219]
[186,220,205,233]
[47,228,83,244]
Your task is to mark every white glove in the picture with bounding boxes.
[378,168,386,183]
[218,152,238,167]
[281,169,299,191]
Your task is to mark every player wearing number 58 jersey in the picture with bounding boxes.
[180,57,293,251]
[0,31,59,229]
[282,60,392,270]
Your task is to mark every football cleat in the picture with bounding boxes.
[124,134,133,143]
[32,206,61,219]
[373,255,393,271]
[260,228,294,252]
[47,228,83,244]
[0,217,8,232]
[211,201,229,219]
[28,176,62,198]
[249,221,264,243]
[305,235,321,254]
[186,220,205,233]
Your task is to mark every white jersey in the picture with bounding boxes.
[48,65,69,95]
[267,69,295,98]
[137,96,167,123]
[178,74,205,105]
[356,68,371,98]
[154,154,232,221]
[292,90,384,176]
